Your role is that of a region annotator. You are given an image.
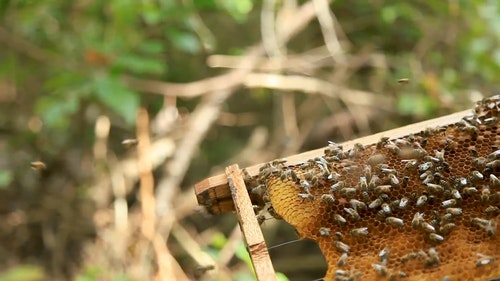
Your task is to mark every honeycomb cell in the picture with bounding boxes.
[251,96,500,280]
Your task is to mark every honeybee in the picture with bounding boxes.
[121,138,139,148]
[334,241,350,253]
[350,227,369,237]
[371,263,387,277]
[321,194,335,204]
[344,207,360,221]
[319,227,331,237]
[397,78,409,84]
[446,207,462,216]
[30,161,47,170]
[429,233,444,243]
[337,252,348,267]
[334,214,347,225]
[386,216,404,227]
[420,222,436,233]
[476,253,496,267]
[416,195,428,207]
[298,193,315,200]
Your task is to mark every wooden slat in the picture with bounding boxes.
[195,109,471,214]
[225,164,277,281]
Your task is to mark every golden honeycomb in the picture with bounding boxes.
[251,96,500,280]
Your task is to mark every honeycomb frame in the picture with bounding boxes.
[247,96,500,281]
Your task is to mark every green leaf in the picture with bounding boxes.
[0,265,45,281]
[142,1,162,25]
[167,29,201,54]
[138,40,165,55]
[93,75,140,125]
[35,95,80,130]
[113,54,166,75]
[0,170,13,189]
[217,0,253,22]
[210,232,227,249]
[276,272,290,281]
[397,93,436,117]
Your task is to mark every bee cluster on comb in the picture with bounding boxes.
[246,96,500,280]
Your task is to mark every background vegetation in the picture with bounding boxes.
[1,0,499,280]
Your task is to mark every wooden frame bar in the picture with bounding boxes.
[225,164,276,281]
[195,109,471,214]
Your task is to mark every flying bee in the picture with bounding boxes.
[321,194,335,204]
[334,214,347,225]
[350,227,369,237]
[334,241,350,253]
[30,161,47,170]
[386,216,404,227]
[331,181,345,192]
[319,227,331,237]
[397,78,410,84]
[337,252,348,267]
[416,195,428,207]
[298,193,315,200]
[429,233,444,243]
[446,207,462,216]
[344,207,361,221]
[121,138,139,148]
[371,263,387,277]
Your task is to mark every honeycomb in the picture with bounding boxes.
[250,96,500,280]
